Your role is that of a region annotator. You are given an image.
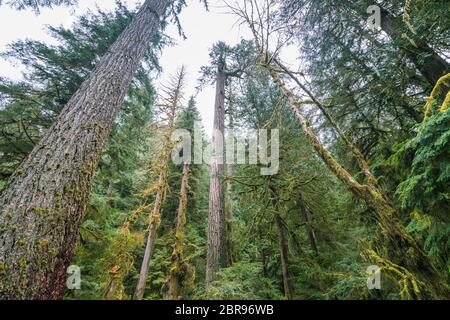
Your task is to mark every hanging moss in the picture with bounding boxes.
[424,73,450,119]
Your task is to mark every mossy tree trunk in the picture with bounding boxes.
[133,167,168,300]
[165,163,190,300]
[274,214,293,300]
[269,183,293,300]
[0,0,167,300]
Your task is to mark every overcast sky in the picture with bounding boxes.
[0,0,257,135]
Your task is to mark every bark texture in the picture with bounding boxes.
[206,60,226,288]
[0,0,167,300]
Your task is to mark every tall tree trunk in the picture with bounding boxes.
[274,214,293,300]
[206,60,226,288]
[165,163,190,300]
[0,0,167,300]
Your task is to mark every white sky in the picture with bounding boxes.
[0,0,256,135]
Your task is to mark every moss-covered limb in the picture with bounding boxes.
[238,17,373,202]
[261,56,448,299]
[165,163,190,300]
[272,57,381,191]
[424,73,450,118]
[402,0,416,36]
[265,63,369,199]
[362,249,424,300]
[102,218,144,300]
[366,1,449,87]
[102,200,157,299]
[440,90,450,112]
[239,2,448,292]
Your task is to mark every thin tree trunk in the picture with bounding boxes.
[225,112,234,266]
[165,163,190,300]
[0,0,167,300]
[297,198,318,255]
[261,248,268,278]
[274,214,293,300]
[269,184,293,300]
[225,162,234,266]
[134,168,167,300]
[206,60,226,288]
